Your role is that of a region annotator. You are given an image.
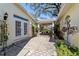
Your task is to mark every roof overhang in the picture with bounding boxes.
[14,3,37,23]
[57,3,74,22]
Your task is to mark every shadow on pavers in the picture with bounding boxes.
[0,37,32,56]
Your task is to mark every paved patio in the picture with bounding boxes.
[18,35,57,56]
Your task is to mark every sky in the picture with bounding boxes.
[20,3,57,21]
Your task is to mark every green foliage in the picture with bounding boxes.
[54,22,64,40]
[42,29,50,33]
[55,40,79,56]
[32,23,38,36]
[0,20,9,45]
[41,28,51,35]
[32,23,38,29]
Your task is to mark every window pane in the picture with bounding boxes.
[24,23,27,35]
[15,21,21,36]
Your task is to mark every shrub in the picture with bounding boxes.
[41,28,51,35]
[54,22,64,40]
[32,23,38,36]
[55,40,79,56]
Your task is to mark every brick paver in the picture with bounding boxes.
[18,35,57,56]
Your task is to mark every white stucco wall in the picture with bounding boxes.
[0,3,32,46]
[60,4,79,48]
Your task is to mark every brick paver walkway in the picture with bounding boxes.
[18,35,57,56]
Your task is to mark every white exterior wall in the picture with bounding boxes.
[0,3,32,46]
[60,4,79,48]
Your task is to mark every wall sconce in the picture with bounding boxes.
[4,12,8,20]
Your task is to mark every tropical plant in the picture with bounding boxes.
[0,20,9,45]
[32,23,38,36]
[54,22,64,40]
[55,40,79,56]
[41,28,51,35]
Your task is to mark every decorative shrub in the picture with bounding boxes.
[32,23,38,36]
[41,28,51,35]
[54,22,64,40]
[0,20,9,46]
[55,40,79,56]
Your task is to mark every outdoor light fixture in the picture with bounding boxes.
[4,12,8,20]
